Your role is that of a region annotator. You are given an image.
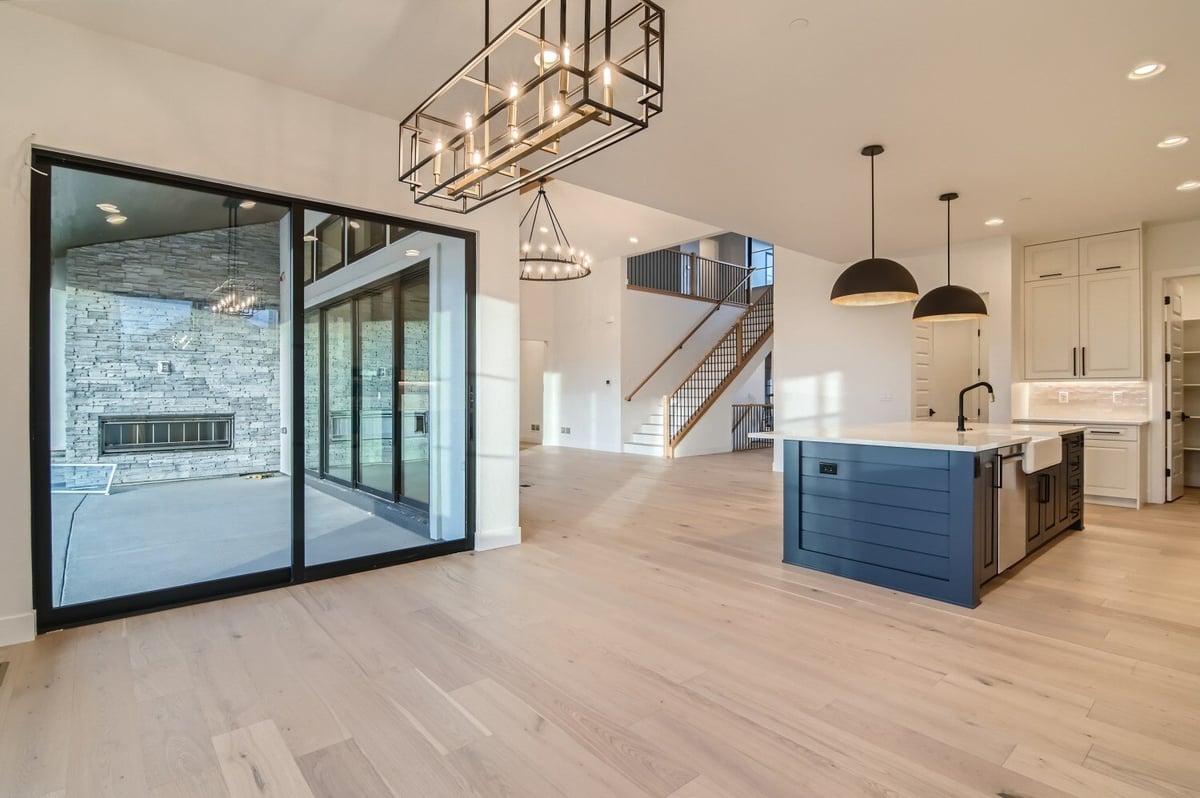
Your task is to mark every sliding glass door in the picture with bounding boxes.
[303,266,447,566]
[357,286,395,497]
[30,153,474,631]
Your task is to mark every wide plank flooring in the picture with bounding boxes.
[1,446,1199,797]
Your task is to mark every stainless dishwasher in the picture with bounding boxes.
[995,445,1027,573]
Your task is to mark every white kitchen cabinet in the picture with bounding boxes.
[1024,239,1079,282]
[1080,229,1140,274]
[1022,230,1142,380]
[1083,425,1142,507]
[1024,277,1080,379]
[1079,270,1142,378]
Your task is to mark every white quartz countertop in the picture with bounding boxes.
[1014,417,1150,426]
[749,421,1087,452]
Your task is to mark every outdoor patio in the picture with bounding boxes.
[50,474,433,606]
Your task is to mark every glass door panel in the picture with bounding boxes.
[399,273,430,506]
[303,309,321,473]
[324,300,354,484]
[356,288,394,496]
[38,160,291,612]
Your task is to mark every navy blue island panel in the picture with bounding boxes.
[782,439,979,607]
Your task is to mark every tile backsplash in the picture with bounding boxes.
[1013,381,1151,422]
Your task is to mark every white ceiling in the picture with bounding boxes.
[14,0,1200,261]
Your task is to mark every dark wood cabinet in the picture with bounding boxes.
[975,455,998,585]
[1026,432,1085,556]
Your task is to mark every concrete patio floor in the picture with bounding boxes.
[50,474,435,606]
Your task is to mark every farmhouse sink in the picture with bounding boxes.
[1021,434,1063,473]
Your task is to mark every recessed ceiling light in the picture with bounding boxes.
[534,48,558,67]
[629,236,639,243]
[303,234,319,242]
[405,249,421,257]
[96,202,120,213]
[348,220,361,229]
[984,218,1005,226]
[789,17,809,29]
[539,226,549,233]
[105,214,127,225]
[239,199,256,209]
[1018,196,1033,203]
[1158,135,1189,148]
[1178,180,1200,192]
[1128,62,1166,80]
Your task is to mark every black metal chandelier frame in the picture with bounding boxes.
[398,0,665,213]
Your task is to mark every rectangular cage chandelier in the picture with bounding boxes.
[398,0,665,213]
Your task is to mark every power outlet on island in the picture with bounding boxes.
[561,426,571,434]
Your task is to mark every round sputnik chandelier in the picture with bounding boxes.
[518,181,591,282]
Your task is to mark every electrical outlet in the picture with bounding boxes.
[1058,391,1069,403]
[561,426,571,434]
[531,423,540,431]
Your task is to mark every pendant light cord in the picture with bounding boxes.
[870,153,876,259]
[946,196,951,286]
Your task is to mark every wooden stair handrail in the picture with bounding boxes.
[666,323,773,457]
[663,286,774,457]
[624,266,758,402]
[665,286,773,399]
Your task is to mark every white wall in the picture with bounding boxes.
[1144,219,1200,504]
[620,288,745,445]
[519,340,546,444]
[0,6,521,644]
[771,236,1016,470]
[520,258,624,452]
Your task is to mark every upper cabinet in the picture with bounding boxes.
[1023,230,1142,381]
[1079,229,1140,274]
[1024,239,1079,282]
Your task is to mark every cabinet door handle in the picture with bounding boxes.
[1089,430,1122,435]
[1039,272,1063,278]
[1072,347,1077,377]
[1081,347,1087,376]
[1095,265,1122,272]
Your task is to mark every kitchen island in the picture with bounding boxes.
[755,422,1085,607]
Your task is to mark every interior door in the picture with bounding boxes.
[1166,280,1185,501]
[912,322,934,420]
[913,318,982,422]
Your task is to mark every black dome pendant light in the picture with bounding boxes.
[913,192,989,322]
[830,145,919,306]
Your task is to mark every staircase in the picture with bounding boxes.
[623,412,666,456]
[623,286,773,457]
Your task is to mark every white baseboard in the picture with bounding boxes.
[0,611,36,647]
[474,526,521,551]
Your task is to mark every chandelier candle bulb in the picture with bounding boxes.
[432,140,443,182]
[559,44,570,106]
[464,113,475,164]
[603,65,613,106]
[507,83,519,140]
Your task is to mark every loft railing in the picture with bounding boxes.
[627,249,751,304]
[624,262,757,402]
[732,404,773,452]
[663,286,774,457]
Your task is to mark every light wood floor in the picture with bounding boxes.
[2,446,1199,797]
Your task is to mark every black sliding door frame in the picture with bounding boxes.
[29,150,477,632]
